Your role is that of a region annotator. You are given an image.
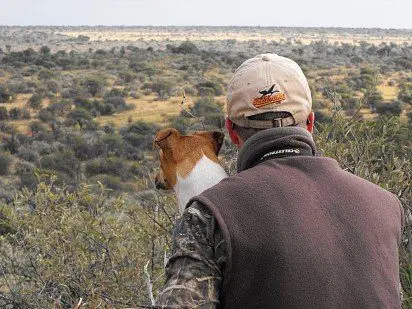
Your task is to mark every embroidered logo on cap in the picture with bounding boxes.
[253,84,286,108]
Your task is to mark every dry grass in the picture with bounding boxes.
[7,119,32,132]
[59,30,412,45]
[96,95,226,128]
[2,94,52,132]
[377,84,399,101]
[2,94,31,109]
[97,95,185,126]
[4,93,226,132]
[3,94,52,110]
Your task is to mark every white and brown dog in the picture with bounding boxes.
[154,128,228,214]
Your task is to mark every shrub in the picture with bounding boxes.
[46,80,60,94]
[37,108,56,122]
[38,69,55,80]
[9,107,30,120]
[0,107,9,120]
[85,157,129,179]
[0,84,15,103]
[195,80,224,96]
[99,133,125,157]
[102,96,128,114]
[17,146,40,163]
[40,150,80,179]
[0,181,175,307]
[15,161,38,189]
[170,41,199,54]
[120,121,159,151]
[376,101,403,117]
[66,108,94,128]
[183,97,223,117]
[147,79,175,101]
[180,97,224,129]
[398,82,412,105]
[29,121,47,134]
[0,151,12,175]
[82,75,108,97]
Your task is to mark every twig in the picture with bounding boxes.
[73,298,83,309]
[178,89,206,129]
[144,261,155,306]
[1,265,18,306]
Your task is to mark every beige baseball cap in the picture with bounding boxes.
[227,53,312,128]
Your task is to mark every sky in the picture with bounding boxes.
[0,0,411,29]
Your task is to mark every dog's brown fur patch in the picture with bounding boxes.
[154,128,224,189]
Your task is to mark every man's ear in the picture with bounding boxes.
[306,112,315,133]
[225,118,241,147]
[154,128,179,150]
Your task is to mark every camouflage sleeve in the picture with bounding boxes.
[156,201,227,308]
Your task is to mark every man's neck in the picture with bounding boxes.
[237,127,316,173]
[174,155,228,213]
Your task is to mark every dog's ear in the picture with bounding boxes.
[195,131,225,155]
[154,128,179,151]
[210,131,225,155]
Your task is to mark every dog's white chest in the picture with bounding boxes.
[174,155,228,214]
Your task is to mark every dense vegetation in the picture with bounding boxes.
[0,31,411,308]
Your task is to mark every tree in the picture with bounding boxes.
[0,107,9,120]
[9,108,22,120]
[66,108,94,129]
[196,80,224,96]
[40,46,51,55]
[376,101,403,117]
[29,121,47,134]
[0,152,12,176]
[170,41,199,54]
[83,75,108,97]
[398,82,412,105]
[28,94,43,110]
[0,85,14,103]
[365,89,383,111]
[149,79,175,100]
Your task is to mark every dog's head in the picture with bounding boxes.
[153,128,225,191]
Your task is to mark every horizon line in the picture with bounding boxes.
[0,25,411,31]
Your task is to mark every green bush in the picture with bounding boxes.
[0,84,15,103]
[376,101,403,117]
[14,161,38,189]
[28,93,43,110]
[120,121,159,151]
[0,181,177,307]
[0,106,9,120]
[85,157,130,180]
[9,107,31,120]
[195,80,224,96]
[40,150,80,179]
[0,152,13,175]
[315,114,412,306]
[82,75,108,97]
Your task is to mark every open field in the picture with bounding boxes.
[1,26,411,53]
[2,73,409,133]
[59,28,412,45]
[96,95,226,126]
[377,84,399,101]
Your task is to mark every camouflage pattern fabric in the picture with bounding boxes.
[156,201,227,308]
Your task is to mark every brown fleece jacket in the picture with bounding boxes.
[190,127,404,309]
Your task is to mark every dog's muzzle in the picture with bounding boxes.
[155,174,168,190]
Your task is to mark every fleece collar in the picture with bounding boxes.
[237,127,316,173]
